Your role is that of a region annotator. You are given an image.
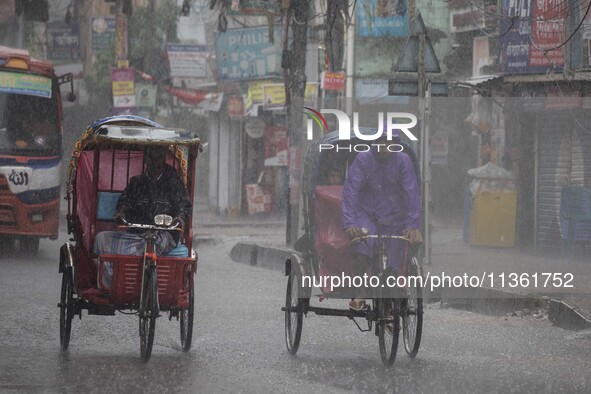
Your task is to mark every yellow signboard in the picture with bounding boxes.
[112,80,134,96]
[262,83,318,110]
[245,79,277,112]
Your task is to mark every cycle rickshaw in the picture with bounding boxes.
[57,115,201,361]
[282,128,424,367]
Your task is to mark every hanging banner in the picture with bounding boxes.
[261,83,318,110]
[264,125,288,166]
[356,0,408,37]
[91,17,116,53]
[167,86,223,111]
[115,13,128,59]
[167,44,208,78]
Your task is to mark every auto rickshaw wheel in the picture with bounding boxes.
[139,266,157,362]
[402,257,423,358]
[285,274,303,355]
[180,286,194,352]
[378,298,400,367]
[59,267,74,351]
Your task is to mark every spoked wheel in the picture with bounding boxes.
[378,298,400,367]
[139,266,158,362]
[284,274,302,355]
[402,257,423,357]
[180,286,194,352]
[59,267,74,351]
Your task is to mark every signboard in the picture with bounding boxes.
[111,68,135,97]
[215,26,283,80]
[356,0,408,37]
[113,95,136,108]
[228,95,245,117]
[46,22,80,63]
[261,83,318,110]
[500,0,566,73]
[545,87,581,110]
[167,44,208,78]
[245,79,280,112]
[135,83,157,109]
[0,71,52,98]
[473,37,492,77]
[228,0,281,15]
[91,17,116,53]
[322,71,346,92]
[264,125,288,166]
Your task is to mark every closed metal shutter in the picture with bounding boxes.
[536,113,572,251]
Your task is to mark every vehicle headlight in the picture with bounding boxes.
[154,214,172,226]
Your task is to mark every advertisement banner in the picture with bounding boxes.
[356,0,408,37]
[228,95,245,117]
[322,71,346,92]
[135,83,157,109]
[115,13,128,59]
[46,22,80,63]
[245,79,280,112]
[261,83,318,110]
[91,17,116,53]
[264,125,288,166]
[0,71,52,98]
[215,26,283,80]
[167,44,208,78]
[500,0,565,73]
[111,67,135,98]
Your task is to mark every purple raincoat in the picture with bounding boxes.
[341,148,420,271]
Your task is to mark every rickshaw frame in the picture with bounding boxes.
[281,128,424,367]
[57,115,202,361]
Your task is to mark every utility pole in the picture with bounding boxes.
[286,0,309,246]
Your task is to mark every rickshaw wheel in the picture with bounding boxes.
[285,274,302,355]
[59,267,74,351]
[140,266,157,362]
[378,298,400,367]
[180,286,194,352]
[403,257,423,358]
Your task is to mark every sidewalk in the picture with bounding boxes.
[194,210,591,331]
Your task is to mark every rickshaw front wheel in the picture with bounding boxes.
[59,267,74,351]
[402,257,423,358]
[378,298,400,367]
[180,286,194,352]
[285,274,303,355]
[139,266,157,362]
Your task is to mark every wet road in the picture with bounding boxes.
[1,236,591,393]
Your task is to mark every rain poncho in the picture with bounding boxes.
[342,148,420,270]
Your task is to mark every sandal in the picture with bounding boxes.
[349,298,367,311]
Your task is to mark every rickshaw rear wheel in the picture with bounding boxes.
[59,267,74,351]
[140,266,157,362]
[180,286,194,352]
[402,257,423,358]
[285,274,303,355]
[378,298,400,367]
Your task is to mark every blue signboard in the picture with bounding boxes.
[215,26,283,80]
[357,0,408,37]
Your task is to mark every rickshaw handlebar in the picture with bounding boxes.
[116,218,183,232]
[349,234,411,246]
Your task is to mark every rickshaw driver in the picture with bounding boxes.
[94,145,192,258]
[341,131,422,311]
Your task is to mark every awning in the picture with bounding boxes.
[455,75,502,88]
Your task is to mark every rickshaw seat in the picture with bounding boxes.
[164,243,189,257]
[313,185,356,293]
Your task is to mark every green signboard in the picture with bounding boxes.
[0,71,52,98]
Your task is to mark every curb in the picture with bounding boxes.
[230,241,591,331]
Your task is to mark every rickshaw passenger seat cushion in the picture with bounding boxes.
[97,191,122,220]
[164,243,189,257]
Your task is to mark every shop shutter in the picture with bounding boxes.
[536,113,572,251]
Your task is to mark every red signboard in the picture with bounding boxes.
[264,125,288,166]
[323,71,346,92]
[227,95,244,117]
[530,0,566,68]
